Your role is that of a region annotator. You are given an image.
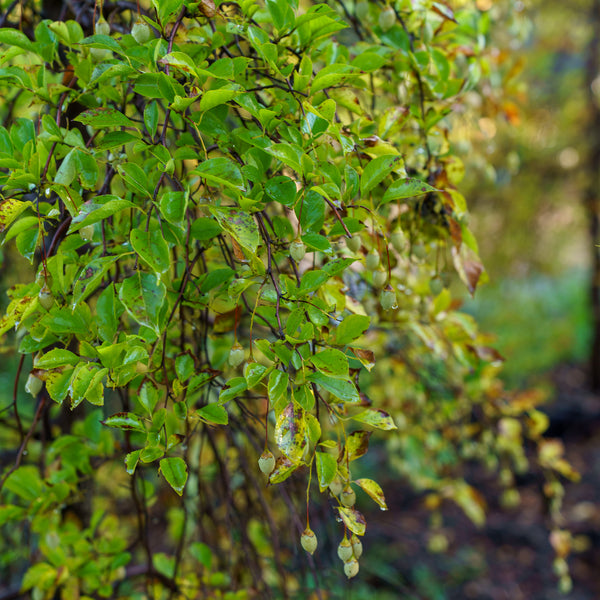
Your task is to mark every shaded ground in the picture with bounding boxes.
[357,365,600,600]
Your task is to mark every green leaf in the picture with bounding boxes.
[264,176,297,206]
[69,363,107,408]
[195,157,245,192]
[199,88,240,112]
[218,377,247,404]
[334,314,370,346]
[315,451,337,492]
[102,412,146,432]
[210,206,259,253]
[144,101,159,138]
[75,107,136,128]
[118,272,166,334]
[310,348,349,379]
[197,404,228,425]
[382,178,439,203]
[351,408,397,430]
[190,217,222,241]
[274,402,307,463]
[355,478,388,510]
[69,196,136,230]
[130,227,171,274]
[139,381,159,416]
[35,348,79,369]
[159,191,187,225]
[125,450,141,475]
[72,255,119,307]
[0,28,34,52]
[4,465,43,501]
[360,155,404,196]
[337,506,366,536]
[118,162,152,197]
[159,457,188,496]
[307,371,359,403]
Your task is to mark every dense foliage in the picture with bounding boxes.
[0,0,577,597]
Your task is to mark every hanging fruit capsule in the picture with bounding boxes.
[340,485,356,507]
[300,527,317,554]
[351,535,363,559]
[290,240,306,262]
[373,269,387,288]
[365,249,380,271]
[38,285,54,311]
[25,373,43,397]
[95,16,110,35]
[337,537,353,562]
[380,285,397,310]
[228,342,245,367]
[132,19,152,44]
[258,450,275,475]
[346,235,362,253]
[378,7,395,32]
[344,558,360,579]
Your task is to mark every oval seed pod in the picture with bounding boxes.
[329,476,343,497]
[373,269,387,288]
[344,558,359,579]
[95,16,110,35]
[346,235,362,253]
[351,535,363,559]
[25,373,43,397]
[365,249,380,271]
[132,19,152,44]
[258,450,276,475]
[340,485,356,507]
[38,285,54,311]
[380,285,397,310]
[300,527,317,555]
[290,240,306,262]
[337,537,353,562]
[228,343,245,367]
[378,7,395,32]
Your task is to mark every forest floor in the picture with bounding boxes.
[359,365,600,600]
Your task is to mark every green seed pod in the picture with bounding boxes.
[373,269,387,288]
[38,285,54,311]
[412,243,427,259]
[390,230,406,253]
[429,277,444,296]
[228,343,245,367]
[337,537,353,562]
[355,1,370,20]
[25,373,43,397]
[290,240,306,262]
[340,485,356,507]
[378,7,395,32]
[365,249,380,271]
[344,558,359,579]
[90,47,110,62]
[351,535,363,559]
[95,16,110,36]
[380,286,397,311]
[258,450,276,475]
[300,528,317,555]
[132,19,152,44]
[329,476,343,497]
[346,235,362,253]
[35,268,52,289]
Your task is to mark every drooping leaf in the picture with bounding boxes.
[315,451,337,491]
[354,478,388,510]
[337,506,366,536]
[274,402,307,463]
[159,457,188,496]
